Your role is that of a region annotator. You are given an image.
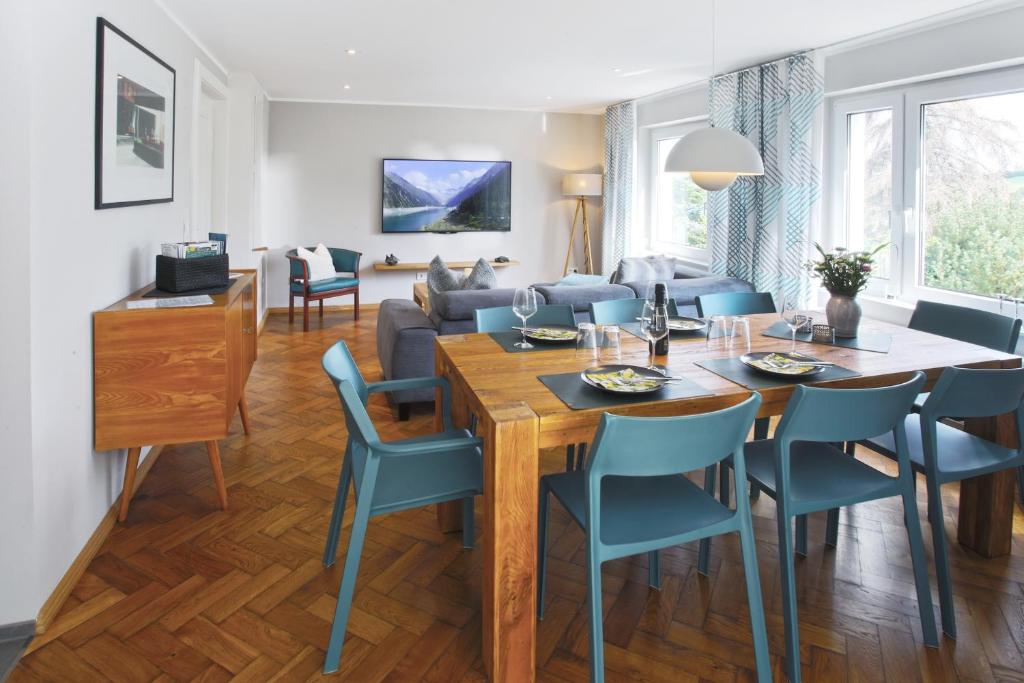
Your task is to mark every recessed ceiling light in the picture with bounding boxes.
[345,48,357,55]
[612,68,622,73]
[546,96,553,101]
[343,84,351,90]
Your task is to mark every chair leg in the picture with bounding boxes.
[903,479,940,647]
[397,403,411,421]
[461,496,475,549]
[303,298,310,333]
[565,444,576,472]
[537,485,550,620]
[586,537,605,682]
[795,515,808,556]
[697,464,716,575]
[648,550,660,590]
[750,418,769,501]
[825,507,839,548]
[319,299,324,318]
[925,477,957,638]
[288,294,294,324]
[1017,465,1024,505]
[354,289,360,321]
[738,501,772,682]
[777,509,802,683]
[323,448,353,567]
[323,474,376,674]
[719,463,731,507]
[576,443,587,470]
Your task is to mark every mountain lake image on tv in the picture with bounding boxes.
[382,159,511,232]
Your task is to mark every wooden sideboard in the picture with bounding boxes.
[93,270,258,520]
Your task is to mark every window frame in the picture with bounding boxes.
[646,121,710,263]
[827,66,1024,315]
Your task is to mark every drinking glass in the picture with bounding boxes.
[729,316,751,354]
[778,294,808,353]
[598,325,621,363]
[512,287,538,349]
[576,322,598,363]
[706,315,730,353]
[639,300,669,368]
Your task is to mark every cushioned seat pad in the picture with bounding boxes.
[864,414,1022,479]
[543,471,734,546]
[292,276,359,294]
[743,439,899,511]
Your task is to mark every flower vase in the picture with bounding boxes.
[825,294,861,338]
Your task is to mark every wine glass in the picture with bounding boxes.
[778,294,808,353]
[640,300,669,369]
[512,287,538,349]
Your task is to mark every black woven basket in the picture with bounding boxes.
[155,254,229,293]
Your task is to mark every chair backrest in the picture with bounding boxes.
[327,247,361,274]
[922,366,1024,421]
[695,292,776,318]
[775,372,926,444]
[908,300,1021,353]
[322,341,380,485]
[473,304,576,333]
[586,393,762,479]
[588,297,680,324]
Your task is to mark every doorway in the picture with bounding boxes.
[190,60,228,242]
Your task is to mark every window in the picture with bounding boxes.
[829,68,1024,312]
[646,123,709,261]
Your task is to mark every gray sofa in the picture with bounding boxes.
[377,266,752,417]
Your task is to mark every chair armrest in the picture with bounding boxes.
[286,254,310,288]
[367,376,452,429]
[373,435,483,457]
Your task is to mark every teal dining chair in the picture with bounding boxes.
[537,394,771,682]
[858,366,1024,638]
[473,303,576,332]
[588,297,680,324]
[714,375,938,682]
[694,291,776,318]
[907,299,1022,408]
[320,340,483,674]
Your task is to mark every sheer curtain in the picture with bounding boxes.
[707,53,824,305]
[601,100,637,275]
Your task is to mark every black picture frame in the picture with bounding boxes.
[95,17,176,209]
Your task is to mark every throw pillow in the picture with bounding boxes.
[556,273,608,286]
[297,244,336,282]
[613,255,677,283]
[461,259,497,290]
[427,256,462,295]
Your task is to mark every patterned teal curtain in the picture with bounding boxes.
[601,101,636,275]
[707,53,824,306]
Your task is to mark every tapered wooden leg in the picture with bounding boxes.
[117,447,142,522]
[205,440,229,511]
[319,299,324,318]
[354,290,360,321]
[288,295,294,324]
[303,298,310,332]
[238,395,251,435]
[958,410,1018,557]
[480,403,539,681]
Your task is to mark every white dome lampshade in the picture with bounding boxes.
[562,173,603,197]
[663,127,764,191]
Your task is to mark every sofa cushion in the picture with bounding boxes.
[621,276,753,306]
[673,263,710,279]
[556,273,608,286]
[612,256,676,284]
[430,287,524,321]
[291,276,359,294]
[533,283,635,313]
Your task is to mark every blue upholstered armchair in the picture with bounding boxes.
[285,247,362,332]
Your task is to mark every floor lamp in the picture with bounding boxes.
[561,173,602,276]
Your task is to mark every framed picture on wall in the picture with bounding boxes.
[94,17,176,209]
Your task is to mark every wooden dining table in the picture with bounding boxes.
[431,313,1020,682]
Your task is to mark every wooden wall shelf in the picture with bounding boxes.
[373,259,519,272]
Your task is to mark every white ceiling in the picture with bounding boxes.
[161,0,996,112]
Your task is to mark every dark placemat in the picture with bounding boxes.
[143,283,232,298]
[762,320,891,353]
[488,331,576,353]
[620,322,708,341]
[695,357,861,390]
[538,369,713,410]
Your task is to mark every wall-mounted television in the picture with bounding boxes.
[382,158,511,233]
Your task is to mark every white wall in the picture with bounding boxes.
[0,0,37,625]
[8,0,230,624]
[264,102,604,306]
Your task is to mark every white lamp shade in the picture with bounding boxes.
[562,173,603,197]
[663,127,764,191]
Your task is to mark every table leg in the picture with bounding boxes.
[480,403,539,681]
[436,351,471,534]
[958,411,1018,557]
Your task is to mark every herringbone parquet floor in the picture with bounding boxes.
[11,311,1024,682]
